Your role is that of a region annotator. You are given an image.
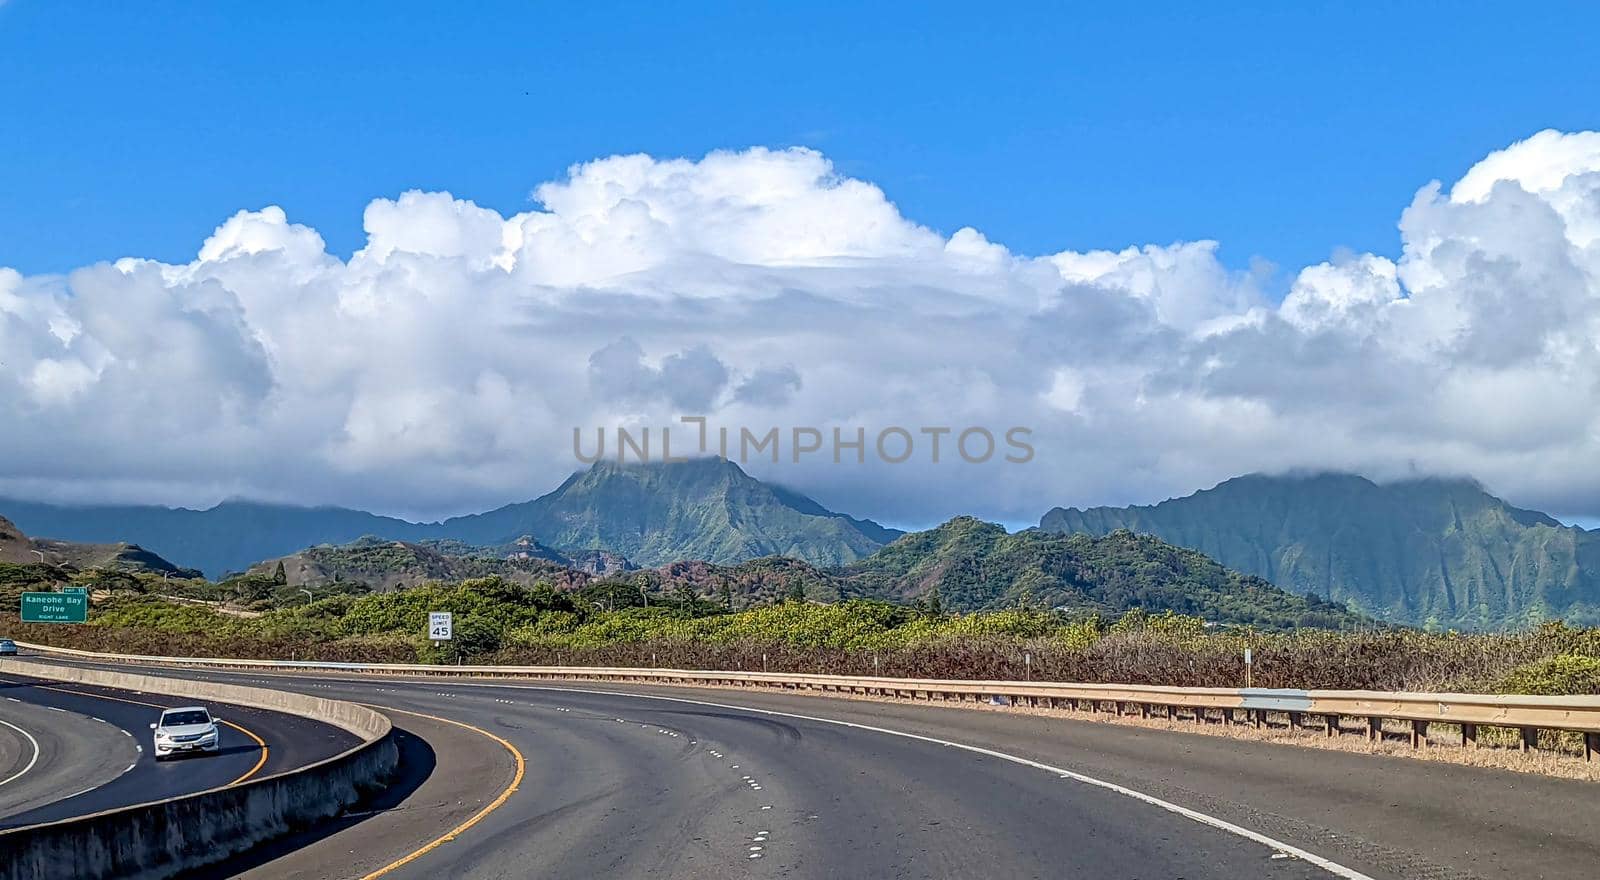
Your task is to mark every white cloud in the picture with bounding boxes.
[5,136,1600,524]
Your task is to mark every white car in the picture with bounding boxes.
[150,706,222,760]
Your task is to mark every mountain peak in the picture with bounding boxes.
[586,455,747,474]
[435,457,899,567]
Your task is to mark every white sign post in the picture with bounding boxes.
[428,611,454,642]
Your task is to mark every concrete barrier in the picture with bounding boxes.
[0,659,397,880]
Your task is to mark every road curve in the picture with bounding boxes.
[0,692,139,822]
[28,659,1599,880]
[0,671,362,829]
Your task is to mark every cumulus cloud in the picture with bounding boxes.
[588,338,731,411]
[734,366,802,407]
[5,134,1600,524]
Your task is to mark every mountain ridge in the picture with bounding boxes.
[244,515,1362,630]
[0,513,197,576]
[1040,471,1600,629]
[0,459,901,576]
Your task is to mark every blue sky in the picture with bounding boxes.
[5,2,1600,525]
[3,1,1596,282]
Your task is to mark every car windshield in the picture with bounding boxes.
[162,711,210,726]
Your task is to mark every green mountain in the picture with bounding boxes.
[438,458,900,567]
[838,516,1361,629]
[1039,472,1600,629]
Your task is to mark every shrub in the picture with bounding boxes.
[1497,655,1600,695]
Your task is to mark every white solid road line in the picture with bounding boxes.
[0,717,42,789]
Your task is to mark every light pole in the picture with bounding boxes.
[31,549,45,564]
[299,589,313,604]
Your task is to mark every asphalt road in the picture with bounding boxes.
[27,660,1600,880]
[0,691,138,822]
[0,671,361,829]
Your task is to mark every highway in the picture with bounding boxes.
[0,672,360,829]
[23,658,1600,880]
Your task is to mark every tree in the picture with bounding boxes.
[273,561,288,586]
[673,584,697,614]
[719,582,734,612]
[786,581,807,604]
[452,615,503,658]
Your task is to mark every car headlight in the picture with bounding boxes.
[155,731,170,740]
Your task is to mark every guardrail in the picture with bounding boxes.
[0,656,398,880]
[17,640,1600,762]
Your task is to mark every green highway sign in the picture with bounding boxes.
[20,592,88,623]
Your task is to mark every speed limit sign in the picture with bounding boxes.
[428,611,453,641]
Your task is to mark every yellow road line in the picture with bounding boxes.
[7,679,271,786]
[222,719,270,785]
[357,706,525,880]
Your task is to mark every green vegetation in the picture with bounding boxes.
[1042,472,1600,630]
[5,570,1600,695]
[1497,655,1600,695]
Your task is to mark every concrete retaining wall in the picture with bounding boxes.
[0,660,397,880]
